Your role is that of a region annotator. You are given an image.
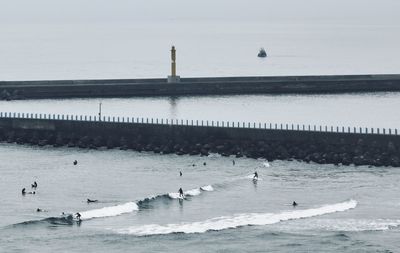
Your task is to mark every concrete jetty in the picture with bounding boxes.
[1,112,399,167]
[1,74,400,100]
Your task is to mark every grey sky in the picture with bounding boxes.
[0,0,399,25]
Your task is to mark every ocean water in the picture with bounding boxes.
[0,143,399,252]
[0,92,400,129]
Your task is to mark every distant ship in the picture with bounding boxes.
[258,48,267,58]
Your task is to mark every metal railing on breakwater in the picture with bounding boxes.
[0,111,398,136]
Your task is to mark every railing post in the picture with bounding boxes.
[371,128,374,134]
[389,129,392,135]
[383,128,386,134]
[264,123,267,129]
[377,128,380,134]
[297,124,299,131]
[248,122,251,128]
[396,129,398,135]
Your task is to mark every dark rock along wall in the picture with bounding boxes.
[1,118,400,167]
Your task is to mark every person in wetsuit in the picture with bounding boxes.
[253,171,258,180]
[178,188,184,198]
[75,212,81,221]
[31,181,37,189]
[180,171,182,177]
[73,160,78,165]
[87,199,98,203]
[22,188,26,195]
[292,201,298,207]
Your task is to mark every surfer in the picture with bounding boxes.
[178,188,184,198]
[203,162,206,166]
[75,212,81,221]
[36,208,46,212]
[232,160,235,165]
[22,188,26,195]
[292,201,298,207]
[180,171,182,177]
[253,171,258,180]
[31,181,37,189]
[73,160,78,165]
[87,198,98,203]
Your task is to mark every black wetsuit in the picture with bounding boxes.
[179,188,184,197]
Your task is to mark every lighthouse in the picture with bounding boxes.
[168,46,181,83]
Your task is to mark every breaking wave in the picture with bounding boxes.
[79,202,138,220]
[12,202,139,227]
[115,200,357,236]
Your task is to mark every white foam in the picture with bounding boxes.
[168,187,202,199]
[185,188,201,196]
[168,192,182,199]
[200,185,214,191]
[263,162,270,168]
[79,202,138,220]
[246,174,263,181]
[116,200,357,236]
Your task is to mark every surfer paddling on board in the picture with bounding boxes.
[87,199,98,203]
[178,188,184,198]
[253,171,259,180]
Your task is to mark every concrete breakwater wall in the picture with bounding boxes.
[1,113,400,167]
[1,74,400,100]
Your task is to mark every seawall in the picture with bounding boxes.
[1,74,400,100]
[1,113,399,167]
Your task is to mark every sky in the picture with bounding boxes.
[0,0,399,25]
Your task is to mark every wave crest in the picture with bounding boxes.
[115,200,357,236]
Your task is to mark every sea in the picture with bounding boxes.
[1,0,400,252]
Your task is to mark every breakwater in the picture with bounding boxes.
[1,74,400,100]
[1,112,399,167]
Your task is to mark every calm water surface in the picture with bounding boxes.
[0,92,399,129]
